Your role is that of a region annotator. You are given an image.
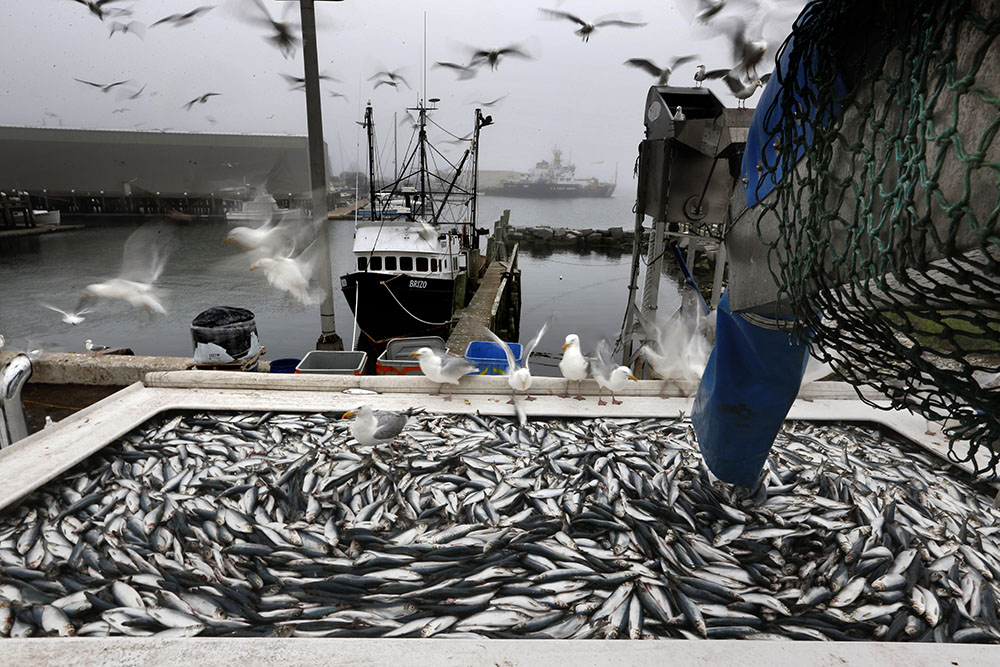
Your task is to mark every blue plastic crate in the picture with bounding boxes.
[464,341,523,375]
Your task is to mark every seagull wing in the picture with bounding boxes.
[74,78,103,88]
[439,354,478,380]
[670,54,699,70]
[371,410,407,440]
[523,315,554,371]
[480,327,518,374]
[538,9,587,27]
[498,46,532,59]
[118,221,179,284]
[592,339,616,383]
[623,59,662,77]
[594,19,647,29]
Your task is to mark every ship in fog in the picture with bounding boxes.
[483,147,615,198]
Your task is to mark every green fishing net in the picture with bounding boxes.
[755,0,1000,473]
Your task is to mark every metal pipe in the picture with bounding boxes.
[0,354,33,449]
[299,0,343,351]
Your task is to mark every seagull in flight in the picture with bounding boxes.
[623,55,698,85]
[327,91,348,101]
[71,0,128,22]
[108,20,144,39]
[78,221,178,316]
[469,44,533,71]
[150,5,214,28]
[40,303,91,325]
[369,69,411,90]
[539,8,646,42]
[434,61,478,80]
[472,94,509,107]
[74,78,130,94]
[280,72,338,91]
[238,0,301,59]
[183,92,221,110]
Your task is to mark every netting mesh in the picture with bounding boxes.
[755,0,1000,472]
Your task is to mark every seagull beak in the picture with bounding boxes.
[628,374,639,382]
[561,342,570,351]
[250,263,259,271]
[342,410,356,419]
[222,237,235,245]
[408,352,420,358]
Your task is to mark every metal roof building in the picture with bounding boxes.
[0,126,324,198]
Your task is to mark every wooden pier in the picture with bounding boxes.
[447,209,521,353]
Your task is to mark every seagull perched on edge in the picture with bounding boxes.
[410,347,477,401]
[591,339,638,406]
[623,55,698,85]
[479,317,551,402]
[558,333,590,400]
[342,405,408,448]
[722,72,771,108]
[84,339,110,352]
[538,8,647,42]
[693,64,728,87]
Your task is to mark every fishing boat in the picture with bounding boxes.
[482,147,616,198]
[225,192,289,224]
[339,100,492,344]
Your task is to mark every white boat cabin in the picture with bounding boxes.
[351,220,468,279]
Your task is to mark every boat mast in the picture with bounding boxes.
[364,104,378,220]
[472,109,483,239]
[418,102,428,220]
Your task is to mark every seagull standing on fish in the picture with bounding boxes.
[342,405,408,448]
[410,348,477,401]
[538,8,647,42]
[623,55,698,85]
[591,339,637,406]
[559,334,590,400]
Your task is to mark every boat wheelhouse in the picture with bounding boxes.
[339,100,491,344]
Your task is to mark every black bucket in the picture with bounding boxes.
[191,306,260,366]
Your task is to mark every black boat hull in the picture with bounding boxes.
[340,271,456,343]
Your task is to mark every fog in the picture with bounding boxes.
[2,0,804,184]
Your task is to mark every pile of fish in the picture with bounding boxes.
[2,410,1000,642]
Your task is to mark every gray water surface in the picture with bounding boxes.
[0,195,678,375]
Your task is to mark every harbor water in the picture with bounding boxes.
[0,195,677,375]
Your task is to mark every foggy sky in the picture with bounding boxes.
[2,1,804,188]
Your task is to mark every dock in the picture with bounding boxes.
[0,222,85,241]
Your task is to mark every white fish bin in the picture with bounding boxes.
[1,372,998,665]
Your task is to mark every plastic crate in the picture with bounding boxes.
[377,336,448,375]
[464,341,522,375]
[295,350,367,375]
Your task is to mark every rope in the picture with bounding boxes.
[379,279,454,327]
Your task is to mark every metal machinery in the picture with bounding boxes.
[622,86,752,368]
